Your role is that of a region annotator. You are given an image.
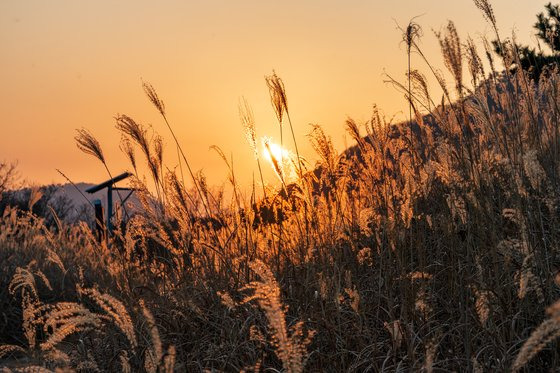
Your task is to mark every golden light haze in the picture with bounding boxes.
[0,0,551,189]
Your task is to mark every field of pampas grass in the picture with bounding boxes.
[4,1,560,372]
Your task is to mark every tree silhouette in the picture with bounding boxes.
[493,3,559,81]
[535,3,560,52]
[493,40,557,80]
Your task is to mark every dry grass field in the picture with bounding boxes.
[2,1,560,371]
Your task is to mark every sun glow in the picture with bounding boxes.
[262,139,290,164]
[261,137,296,181]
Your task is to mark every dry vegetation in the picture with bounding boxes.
[3,1,560,371]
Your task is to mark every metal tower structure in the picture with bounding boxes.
[85,172,133,235]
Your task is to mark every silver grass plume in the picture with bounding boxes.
[143,80,166,116]
[265,71,288,125]
[239,97,259,159]
[75,128,105,164]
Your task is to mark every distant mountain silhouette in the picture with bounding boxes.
[56,181,141,220]
[1,181,140,225]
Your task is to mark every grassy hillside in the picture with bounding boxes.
[2,2,560,372]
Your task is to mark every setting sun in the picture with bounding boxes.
[262,138,290,165]
[261,137,297,182]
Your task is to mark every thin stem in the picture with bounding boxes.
[159,113,223,248]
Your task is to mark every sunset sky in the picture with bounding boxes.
[0,1,552,191]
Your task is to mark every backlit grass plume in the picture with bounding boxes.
[308,124,336,174]
[401,18,422,124]
[265,71,304,180]
[239,96,258,159]
[242,260,315,373]
[263,137,285,184]
[240,96,267,198]
[115,115,152,161]
[75,128,129,216]
[512,300,560,371]
[120,137,138,176]
[265,71,288,125]
[473,0,497,29]
[143,80,166,117]
[75,128,105,164]
[79,287,137,349]
[116,114,164,205]
[465,36,485,88]
[436,21,463,97]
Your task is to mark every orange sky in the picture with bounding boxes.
[0,0,552,191]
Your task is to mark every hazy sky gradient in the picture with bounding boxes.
[0,1,552,189]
